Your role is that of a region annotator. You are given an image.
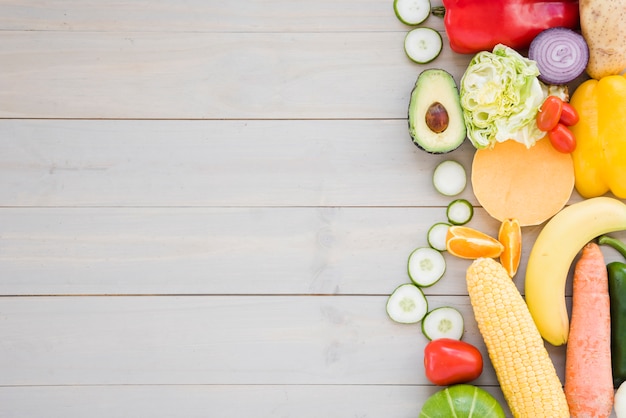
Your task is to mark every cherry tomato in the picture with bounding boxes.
[548,123,577,153]
[559,102,580,126]
[536,95,563,132]
[423,338,483,386]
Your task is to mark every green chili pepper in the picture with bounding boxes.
[598,235,626,388]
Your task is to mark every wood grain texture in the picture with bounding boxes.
[0,295,564,391]
[0,31,471,119]
[0,0,445,32]
[0,384,507,418]
[8,206,626,297]
[0,206,502,295]
[0,120,479,207]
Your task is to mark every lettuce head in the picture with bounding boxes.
[460,44,564,149]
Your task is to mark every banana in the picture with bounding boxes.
[525,196,626,346]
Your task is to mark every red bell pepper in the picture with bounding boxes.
[433,0,580,54]
[423,338,483,386]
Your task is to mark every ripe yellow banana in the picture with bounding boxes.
[525,196,626,346]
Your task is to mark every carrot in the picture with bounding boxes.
[564,242,614,417]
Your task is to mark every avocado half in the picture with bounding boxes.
[408,69,466,153]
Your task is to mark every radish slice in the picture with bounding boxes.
[528,27,589,85]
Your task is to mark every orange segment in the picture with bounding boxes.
[445,225,504,259]
[498,218,522,278]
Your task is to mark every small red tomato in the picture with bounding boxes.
[548,123,577,153]
[423,338,483,386]
[536,95,563,132]
[559,102,580,126]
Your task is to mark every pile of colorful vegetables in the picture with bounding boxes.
[390,0,626,416]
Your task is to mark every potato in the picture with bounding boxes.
[580,0,626,79]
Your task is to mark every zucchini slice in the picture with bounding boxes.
[386,283,428,324]
[393,0,431,26]
[447,199,473,225]
[404,27,442,64]
[433,160,467,196]
[427,222,451,252]
[422,306,465,340]
[408,247,446,287]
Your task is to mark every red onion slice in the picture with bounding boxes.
[528,27,589,85]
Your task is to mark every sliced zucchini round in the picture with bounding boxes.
[393,0,431,26]
[422,306,465,340]
[427,222,451,252]
[433,160,466,196]
[404,27,443,64]
[447,199,473,225]
[407,247,446,287]
[386,283,428,324]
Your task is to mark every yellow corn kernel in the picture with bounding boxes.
[466,258,569,418]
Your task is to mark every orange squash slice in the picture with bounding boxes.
[471,137,575,226]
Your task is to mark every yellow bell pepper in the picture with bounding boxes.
[569,75,626,199]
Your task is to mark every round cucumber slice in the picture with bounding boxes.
[422,306,464,340]
[419,384,506,418]
[386,283,428,324]
[404,27,443,64]
[427,222,451,252]
[393,0,431,26]
[407,247,446,287]
[447,199,473,225]
[433,160,466,196]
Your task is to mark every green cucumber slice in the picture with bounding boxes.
[427,222,450,252]
[433,160,466,196]
[422,306,464,340]
[386,283,428,324]
[447,199,473,225]
[393,0,431,26]
[404,27,442,64]
[419,384,505,418]
[407,247,446,287]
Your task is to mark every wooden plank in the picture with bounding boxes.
[0,31,472,119]
[0,384,510,418]
[0,295,564,392]
[0,0,445,33]
[0,206,504,296]
[7,206,624,297]
[0,119,480,207]
[5,206,626,297]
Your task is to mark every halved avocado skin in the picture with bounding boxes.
[408,69,467,154]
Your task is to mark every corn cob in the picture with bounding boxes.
[466,257,569,418]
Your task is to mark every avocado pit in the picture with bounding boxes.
[425,102,449,133]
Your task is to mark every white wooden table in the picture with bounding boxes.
[1,2,623,417]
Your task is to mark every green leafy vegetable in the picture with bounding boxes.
[460,44,565,149]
